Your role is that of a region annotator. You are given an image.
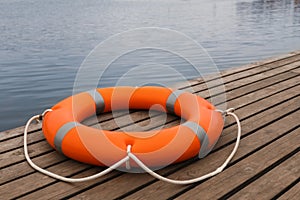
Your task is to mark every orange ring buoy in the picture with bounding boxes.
[42,86,224,168]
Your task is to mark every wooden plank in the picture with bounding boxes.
[0,151,66,185]
[16,122,186,200]
[218,50,300,77]
[217,77,300,133]
[291,67,300,74]
[278,182,300,200]
[228,153,300,199]
[16,167,123,200]
[0,110,128,142]
[173,131,299,199]
[1,163,116,199]
[0,140,53,169]
[215,78,300,138]
[1,115,179,185]
[0,111,129,153]
[0,114,180,199]
[1,86,298,197]
[214,89,300,150]
[8,76,298,198]
[0,161,118,200]
[18,91,300,199]
[212,70,299,106]
[193,60,300,101]
[120,111,300,199]
[64,109,299,198]
[0,112,177,170]
[189,51,300,85]
[0,128,45,154]
[191,66,299,108]
[98,72,300,141]
[224,76,300,110]
[178,52,300,89]
[17,171,145,200]
[0,124,41,142]
[0,105,177,155]
[0,51,299,198]
[89,111,177,132]
[190,55,300,93]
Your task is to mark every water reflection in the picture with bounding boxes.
[237,0,300,23]
[237,0,294,18]
[234,0,300,59]
[294,0,300,24]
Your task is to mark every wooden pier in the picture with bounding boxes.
[1,51,299,199]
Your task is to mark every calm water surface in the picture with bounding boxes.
[0,0,300,131]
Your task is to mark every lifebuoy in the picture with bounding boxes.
[42,86,224,168]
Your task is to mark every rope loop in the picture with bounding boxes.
[35,109,53,123]
[24,108,241,184]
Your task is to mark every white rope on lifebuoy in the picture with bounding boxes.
[24,108,241,184]
[127,109,241,184]
[23,109,130,183]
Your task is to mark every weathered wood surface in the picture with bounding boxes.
[0,51,299,199]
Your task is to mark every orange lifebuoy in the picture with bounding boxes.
[42,86,224,168]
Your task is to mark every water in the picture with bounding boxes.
[0,0,299,131]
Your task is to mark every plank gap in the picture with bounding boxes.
[179,53,300,90]
[213,73,300,106]
[271,178,300,200]
[222,87,300,130]
[220,147,300,199]
[0,158,67,186]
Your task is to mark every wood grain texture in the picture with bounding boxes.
[175,128,300,200]
[278,182,300,200]
[229,153,300,200]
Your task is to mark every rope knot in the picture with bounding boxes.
[224,108,235,116]
[216,108,235,116]
[126,145,132,170]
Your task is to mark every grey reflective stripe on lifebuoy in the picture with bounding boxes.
[54,122,81,154]
[166,90,185,114]
[86,90,105,115]
[182,121,210,158]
